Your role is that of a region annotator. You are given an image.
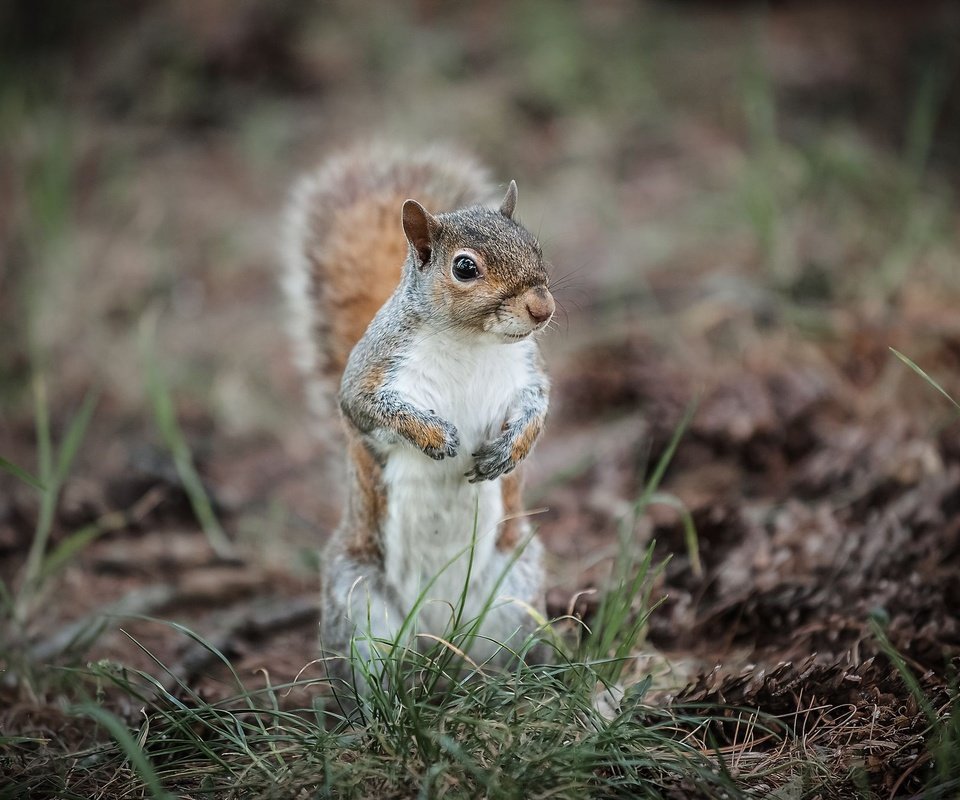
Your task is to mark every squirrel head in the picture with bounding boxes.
[400,181,555,343]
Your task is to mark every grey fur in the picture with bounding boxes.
[285,148,553,706]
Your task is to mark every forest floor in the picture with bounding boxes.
[2,2,960,797]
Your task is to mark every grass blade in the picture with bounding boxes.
[649,491,702,577]
[0,455,45,492]
[38,522,111,583]
[890,348,960,413]
[139,313,233,559]
[633,398,698,513]
[34,372,52,485]
[72,703,174,800]
[19,384,99,619]
[53,387,100,483]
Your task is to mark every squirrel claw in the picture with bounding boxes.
[425,441,458,460]
[422,420,459,460]
[464,468,488,484]
[464,439,516,482]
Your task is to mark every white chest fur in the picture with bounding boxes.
[380,333,532,630]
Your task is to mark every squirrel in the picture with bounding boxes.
[282,144,555,692]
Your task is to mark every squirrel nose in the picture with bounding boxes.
[525,287,555,325]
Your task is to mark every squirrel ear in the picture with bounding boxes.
[402,199,439,268]
[499,180,518,219]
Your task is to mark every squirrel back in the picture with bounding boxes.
[282,144,497,414]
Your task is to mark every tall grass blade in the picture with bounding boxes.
[633,399,697,512]
[34,372,52,487]
[904,61,953,190]
[53,386,100,483]
[890,348,960,413]
[649,490,701,577]
[19,384,99,618]
[869,619,937,726]
[139,313,233,559]
[577,402,699,686]
[38,521,111,583]
[869,617,960,792]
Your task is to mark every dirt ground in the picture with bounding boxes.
[2,2,960,796]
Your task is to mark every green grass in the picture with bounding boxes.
[0,416,747,799]
[139,311,234,560]
[16,380,100,622]
[1,376,98,625]
[4,570,753,799]
[5,404,955,799]
[6,605,957,798]
[0,377,103,710]
[17,655,709,798]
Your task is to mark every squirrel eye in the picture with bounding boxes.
[452,254,480,282]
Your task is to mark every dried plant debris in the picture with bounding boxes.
[662,656,956,797]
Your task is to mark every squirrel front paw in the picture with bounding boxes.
[465,416,543,483]
[417,415,460,460]
[465,437,515,483]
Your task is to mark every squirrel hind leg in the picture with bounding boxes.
[319,548,406,706]
[471,537,550,667]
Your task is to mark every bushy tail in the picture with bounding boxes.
[281,144,494,417]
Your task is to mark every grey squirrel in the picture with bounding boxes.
[282,144,554,692]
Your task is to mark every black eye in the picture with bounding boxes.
[452,254,480,282]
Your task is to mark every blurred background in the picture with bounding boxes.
[2,0,960,774]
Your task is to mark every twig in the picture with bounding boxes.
[27,584,179,663]
[890,752,931,799]
[161,595,318,691]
